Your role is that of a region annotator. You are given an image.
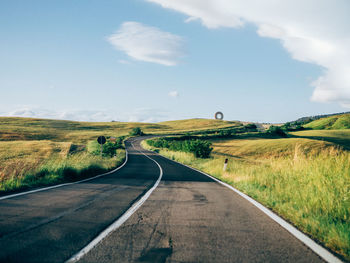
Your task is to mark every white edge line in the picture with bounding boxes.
[65,139,163,263]
[0,148,129,201]
[142,141,344,263]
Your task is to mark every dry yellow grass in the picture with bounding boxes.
[158,118,240,133]
[0,117,240,143]
[0,141,71,182]
[211,137,337,159]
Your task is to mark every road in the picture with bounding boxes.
[0,137,326,262]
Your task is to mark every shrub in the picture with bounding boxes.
[244,123,258,131]
[147,138,213,158]
[88,137,123,157]
[187,139,213,158]
[130,127,144,136]
[102,141,119,157]
[267,126,287,137]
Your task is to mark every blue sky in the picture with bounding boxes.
[1,0,349,123]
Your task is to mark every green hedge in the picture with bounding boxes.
[147,138,213,158]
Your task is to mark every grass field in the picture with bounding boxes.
[304,113,350,130]
[158,118,241,133]
[291,129,350,150]
[0,140,125,193]
[0,117,239,143]
[0,117,238,193]
[143,131,350,261]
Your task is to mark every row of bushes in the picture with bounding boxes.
[266,126,287,137]
[147,138,213,158]
[280,122,306,131]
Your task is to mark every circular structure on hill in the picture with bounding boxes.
[215,111,224,120]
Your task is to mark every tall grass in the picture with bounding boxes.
[0,140,125,193]
[142,140,350,260]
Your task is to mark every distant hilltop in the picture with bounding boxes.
[293,111,350,125]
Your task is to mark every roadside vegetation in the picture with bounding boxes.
[143,129,350,261]
[147,137,213,158]
[0,139,125,194]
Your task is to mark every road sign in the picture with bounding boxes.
[97,136,106,145]
[97,136,106,157]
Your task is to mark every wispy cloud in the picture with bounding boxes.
[168,90,179,98]
[0,106,170,123]
[118,59,131,65]
[107,21,185,66]
[147,0,350,107]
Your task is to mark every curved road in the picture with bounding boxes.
[0,137,326,262]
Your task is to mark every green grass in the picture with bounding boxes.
[304,113,350,130]
[143,135,350,261]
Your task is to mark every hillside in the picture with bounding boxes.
[303,113,350,130]
[294,111,350,125]
[0,117,240,193]
[0,117,239,143]
[158,118,241,133]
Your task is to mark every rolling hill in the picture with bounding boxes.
[303,113,350,130]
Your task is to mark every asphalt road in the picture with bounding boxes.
[0,137,325,263]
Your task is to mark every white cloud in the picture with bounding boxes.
[118,59,131,65]
[147,0,350,107]
[107,21,185,66]
[121,107,169,122]
[0,106,169,123]
[168,90,179,98]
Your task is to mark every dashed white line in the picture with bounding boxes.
[65,139,163,263]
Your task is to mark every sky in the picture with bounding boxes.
[0,0,349,123]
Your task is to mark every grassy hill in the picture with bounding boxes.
[304,113,350,130]
[290,129,350,150]
[158,118,240,133]
[0,117,239,143]
[0,117,239,193]
[211,137,337,159]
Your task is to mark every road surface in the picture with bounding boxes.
[0,137,325,262]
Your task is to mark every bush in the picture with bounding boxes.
[187,139,213,158]
[102,141,120,157]
[244,123,258,131]
[147,138,213,158]
[282,122,305,131]
[130,127,144,136]
[267,126,287,137]
[88,137,123,157]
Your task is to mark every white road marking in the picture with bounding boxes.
[65,139,163,263]
[0,150,128,201]
[144,142,344,263]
